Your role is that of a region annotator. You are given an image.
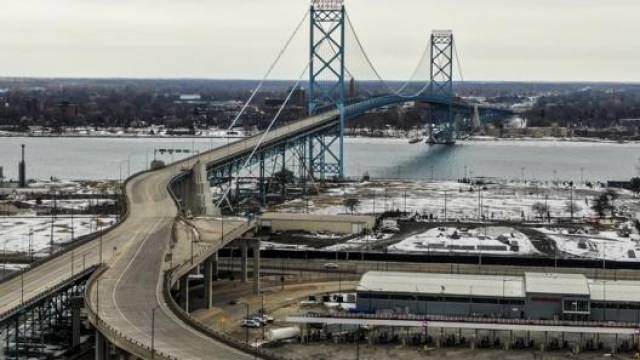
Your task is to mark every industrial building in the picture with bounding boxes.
[356,271,640,323]
[258,212,375,235]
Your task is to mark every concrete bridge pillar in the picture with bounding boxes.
[95,330,107,360]
[204,252,218,309]
[241,244,248,283]
[191,161,216,216]
[173,161,217,217]
[252,242,261,294]
[180,275,190,312]
[71,297,83,348]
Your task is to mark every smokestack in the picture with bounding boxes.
[19,144,26,188]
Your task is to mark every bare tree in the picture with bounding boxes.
[343,198,360,214]
[532,202,549,219]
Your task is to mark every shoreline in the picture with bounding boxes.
[0,132,638,145]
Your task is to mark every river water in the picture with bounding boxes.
[0,136,638,182]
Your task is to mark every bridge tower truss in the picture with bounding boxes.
[207,124,339,210]
[309,0,346,178]
[1,268,93,360]
[428,30,456,142]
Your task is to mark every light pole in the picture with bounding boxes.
[444,191,448,222]
[190,230,194,265]
[96,278,104,321]
[569,181,574,222]
[2,240,8,274]
[260,291,266,339]
[245,303,250,345]
[151,306,159,360]
[99,222,103,264]
[477,187,482,221]
[603,280,607,322]
[28,228,34,262]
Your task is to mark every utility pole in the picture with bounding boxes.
[151,306,158,360]
[444,191,448,221]
[245,303,250,345]
[403,189,407,214]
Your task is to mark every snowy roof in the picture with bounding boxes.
[260,212,375,224]
[358,271,525,298]
[588,280,640,303]
[524,272,590,296]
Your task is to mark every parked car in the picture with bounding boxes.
[259,314,275,323]
[252,317,267,326]
[241,319,261,328]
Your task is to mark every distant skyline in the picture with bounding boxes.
[1,0,640,82]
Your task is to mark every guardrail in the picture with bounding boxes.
[0,265,97,326]
[289,312,640,329]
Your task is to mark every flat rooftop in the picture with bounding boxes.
[588,279,640,303]
[524,272,590,296]
[358,271,525,298]
[260,212,375,224]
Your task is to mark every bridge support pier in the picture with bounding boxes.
[95,330,107,360]
[241,244,248,283]
[252,242,261,295]
[71,297,83,348]
[180,275,190,312]
[204,253,218,309]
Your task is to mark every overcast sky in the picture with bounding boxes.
[1,0,639,82]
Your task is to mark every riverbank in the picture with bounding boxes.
[1,130,637,145]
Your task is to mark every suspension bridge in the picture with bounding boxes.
[0,1,512,359]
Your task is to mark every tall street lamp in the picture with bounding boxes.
[2,239,9,274]
[245,303,250,345]
[151,306,159,359]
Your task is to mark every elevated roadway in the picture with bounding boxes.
[80,109,343,360]
[0,109,341,359]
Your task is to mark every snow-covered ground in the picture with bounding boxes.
[322,233,394,252]
[0,214,116,255]
[277,180,636,222]
[389,227,539,255]
[273,179,640,260]
[539,225,640,262]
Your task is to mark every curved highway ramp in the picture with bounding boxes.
[0,111,340,359]
[82,111,341,360]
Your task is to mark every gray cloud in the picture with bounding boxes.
[1,0,639,81]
